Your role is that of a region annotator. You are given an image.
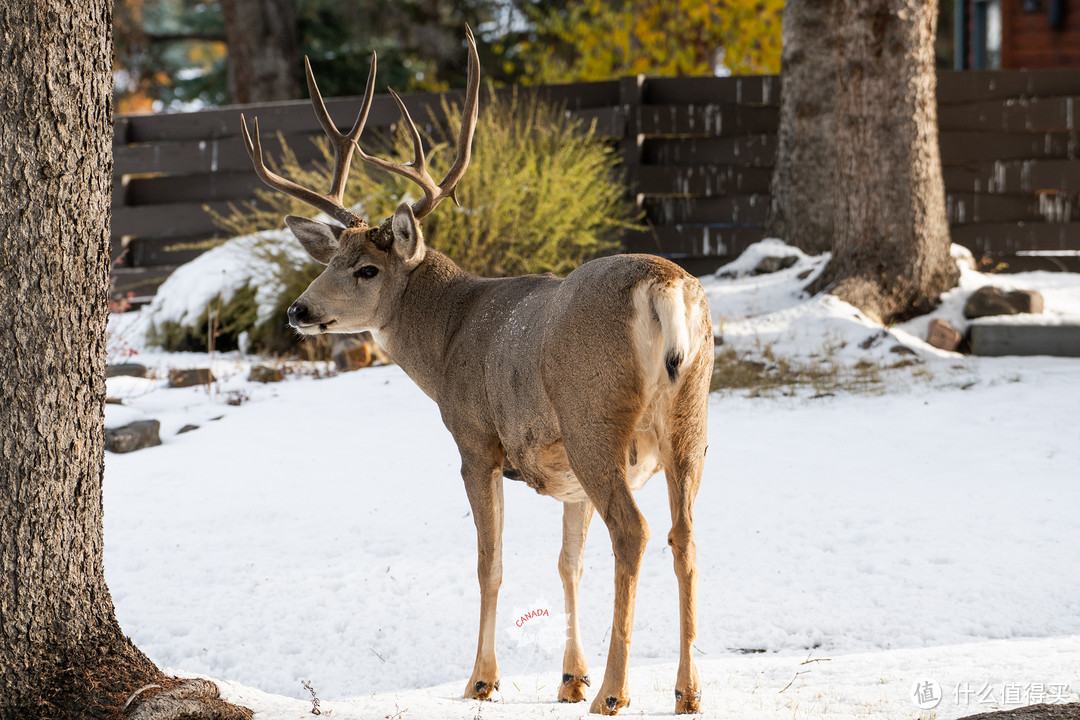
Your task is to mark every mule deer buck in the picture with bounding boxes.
[240,27,712,715]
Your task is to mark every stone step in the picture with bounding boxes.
[970,323,1080,357]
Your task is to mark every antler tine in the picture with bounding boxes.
[353,90,437,198]
[439,23,481,210]
[240,114,362,228]
[354,24,480,220]
[304,54,377,205]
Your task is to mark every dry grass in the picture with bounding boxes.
[710,345,929,398]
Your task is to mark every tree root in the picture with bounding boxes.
[119,679,252,720]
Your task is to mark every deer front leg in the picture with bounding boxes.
[558,499,593,703]
[462,459,504,701]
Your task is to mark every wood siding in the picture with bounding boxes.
[1004,0,1080,69]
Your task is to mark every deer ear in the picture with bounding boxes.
[391,202,425,269]
[285,215,343,265]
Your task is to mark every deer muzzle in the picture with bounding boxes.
[288,300,333,333]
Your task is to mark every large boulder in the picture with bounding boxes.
[248,365,285,383]
[106,362,148,378]
[105,420,162,454]
[963,287,1044,319]
[168,368,215,388]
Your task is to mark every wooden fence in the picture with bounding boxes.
[111,69,1080,300]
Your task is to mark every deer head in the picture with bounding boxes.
[240,26,479,335]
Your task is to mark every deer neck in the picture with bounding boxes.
[373,249,474,401]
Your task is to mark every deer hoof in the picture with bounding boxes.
[589,693,629,715]
[558,674,589,703]
[674,688,701,714]
[465,679,498,701]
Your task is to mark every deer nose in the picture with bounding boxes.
[288,301,310,326]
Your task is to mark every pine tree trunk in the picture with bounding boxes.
[766,0,842,255]
[824,0,959,322]
[221,0,299,104]
[0,4,247,718]
[770,0,959,323]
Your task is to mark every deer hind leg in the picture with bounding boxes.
[560,434,649,716]
[663,371,709,713]
[461,458,505,701]
[558,499,594,703]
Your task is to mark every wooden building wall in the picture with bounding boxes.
[1003,0,1080,69]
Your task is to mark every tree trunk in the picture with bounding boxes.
[765,0,842,255]
[0,3,247,718]
[770,0,959,323]
[221,0,299,104]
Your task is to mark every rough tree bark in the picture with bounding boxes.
[769,0,960,323]
[765,0,842,255]
[0,3,249,719]
[221,0,299,104]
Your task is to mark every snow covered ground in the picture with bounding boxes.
[103,243,1080,719]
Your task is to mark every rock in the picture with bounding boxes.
[249,365,284,383]
[926,318,963,352]
[963,286,1045,319]
[107,362,148,378]
[1007,289,1044,314]
[860,330,888,350]
[331,332,388,372]
[226,391,249,406]
[168,368,215,388]
[754,255,800,275]
[177,424,200,435]
[105,420,162,454]
[889,344,918,356]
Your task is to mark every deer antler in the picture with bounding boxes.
[356,24,480,220]
[240,26,479,227]
[240,53,376,229]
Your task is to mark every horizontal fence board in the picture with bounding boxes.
[116,91,470,144]
[946,191,1080,224]
[110,265,181,300]
[642,135,776,167]
[939,130,1079,165]
[116,84,621,146]
[625,224,765,257]
[127,171,265,205]
[936,69,1080,104]
[938,96,1080,132]
[943,159,1080,193]
[113,202,232,240]
[128,237,215,268]
[632,103,778,136]
[643,195,770,225]
[113,232,219,267]
[114,131,329,177]
[643,75,781,106]
[565,106,625,137]
[527,80,621,109]
[951,222,1080,254]
[628,165,772,196]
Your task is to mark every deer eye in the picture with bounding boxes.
[354,265,379,279]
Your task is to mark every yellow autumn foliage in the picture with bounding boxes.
[518,0,782,82]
